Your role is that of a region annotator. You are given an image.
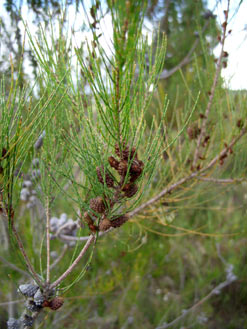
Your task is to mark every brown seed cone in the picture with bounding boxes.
[130,171,142,183]
[108,156,119,170]
[90,196,106,214]
[122,183,138,198]
[111,214,129,228]
[115,142,139,161]
[130,159,144,174]
[96,166,114,188]
[115,142,124,158]
[49,297,64,311]
[99,218,111,231]
[118,160,128,176]
[115,142,130,160]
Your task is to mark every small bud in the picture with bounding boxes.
[236,119,243,128]
[219,153,227,161]
[222,61,227,68]
[49,297,64,311]
[222,21,227,29]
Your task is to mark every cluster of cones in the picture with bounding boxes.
[8,284,64,329]
[82,142,144,233]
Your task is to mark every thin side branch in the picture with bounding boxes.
[196,176,246,184]
[130,127,246,218]
[155,277,235,329]
[49,234,95,290]
[159,21,209,80]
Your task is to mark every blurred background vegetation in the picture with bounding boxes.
[0,0,247,328]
